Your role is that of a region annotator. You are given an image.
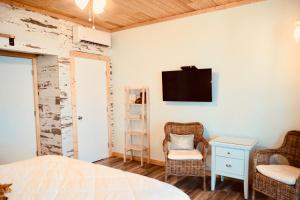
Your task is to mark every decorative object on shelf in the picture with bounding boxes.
[209,136,257,199]
[252,131,300,200]
[134,92,147,104]
[74,0,106,29]
[124,87,150,166]
[163,122,208,191]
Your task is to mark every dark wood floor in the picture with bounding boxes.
[96,157,270,200]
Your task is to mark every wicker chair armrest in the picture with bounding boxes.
[162,138,169,158]
[253,149,281,170]
[195,137,209,160]
[296,175,300,196]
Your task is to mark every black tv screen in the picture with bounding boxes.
[162,68,212,102]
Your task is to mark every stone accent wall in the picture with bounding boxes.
[0,3,114,157]
[58,57,74,157]
[37,55,62,155]
[108,63,114,150]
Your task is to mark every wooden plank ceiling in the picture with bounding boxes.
[0,0,262,32]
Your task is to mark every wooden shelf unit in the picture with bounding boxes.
[124,87,150,166]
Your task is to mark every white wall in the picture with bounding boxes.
[111,0,300,161]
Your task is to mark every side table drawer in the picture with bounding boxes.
[216,146,244,159]
[216,156,244,176]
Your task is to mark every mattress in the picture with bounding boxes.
[0,155,190,200]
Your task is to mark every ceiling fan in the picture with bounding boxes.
[75,0,106,29]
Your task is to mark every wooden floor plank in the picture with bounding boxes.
[95,157,270,200]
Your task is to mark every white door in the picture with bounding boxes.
[74,56,108,162]
[0,56,36,164]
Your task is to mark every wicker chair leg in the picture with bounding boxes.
[165,160,168,182]
[252,188,255,200]
[203,174,206,191]
[203,166,206,191]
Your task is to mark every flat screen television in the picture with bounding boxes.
[162,68,212,102]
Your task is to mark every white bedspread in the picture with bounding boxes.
[0,155,190,200]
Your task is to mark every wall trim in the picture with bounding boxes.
[0,50,37,59]
[111,152,165,166]
[0,50,41,156]
[70,51,113,158]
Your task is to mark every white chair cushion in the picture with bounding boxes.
[168,149,203,160]
[256,165,300,185]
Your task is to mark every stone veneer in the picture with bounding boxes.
[37,55,61,155]
[0,3,113,157]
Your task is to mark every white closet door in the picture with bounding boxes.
[0,56,36,164]
[75,57,108,162]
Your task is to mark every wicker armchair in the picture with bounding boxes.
[163,122,208,190]
[252,130,300,200]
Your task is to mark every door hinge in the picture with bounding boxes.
[34,110,36,116]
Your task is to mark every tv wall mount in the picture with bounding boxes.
[181,65,198,71]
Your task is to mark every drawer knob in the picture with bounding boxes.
[227,152,231,155]
[226,164,232,168]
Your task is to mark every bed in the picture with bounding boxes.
[0,155,190,200]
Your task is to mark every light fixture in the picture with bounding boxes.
[75,0,106,29]
[294,20,300,42]
[75,0,89,10]
[93,0,106,14]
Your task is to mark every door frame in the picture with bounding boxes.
[0,50,41,156]
[70,51,112,159]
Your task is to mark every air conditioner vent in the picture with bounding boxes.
[73,25,111,47]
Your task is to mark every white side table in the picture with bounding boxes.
[209,136,257,199]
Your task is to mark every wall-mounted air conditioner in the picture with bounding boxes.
[73,25,111,47]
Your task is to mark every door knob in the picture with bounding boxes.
[78,116,83,120]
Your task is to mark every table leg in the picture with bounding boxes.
[244,179,248,199]
[211,146,216,191]
[244,151,250,199]
[221,176,224,182]
[211,172,216,190]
